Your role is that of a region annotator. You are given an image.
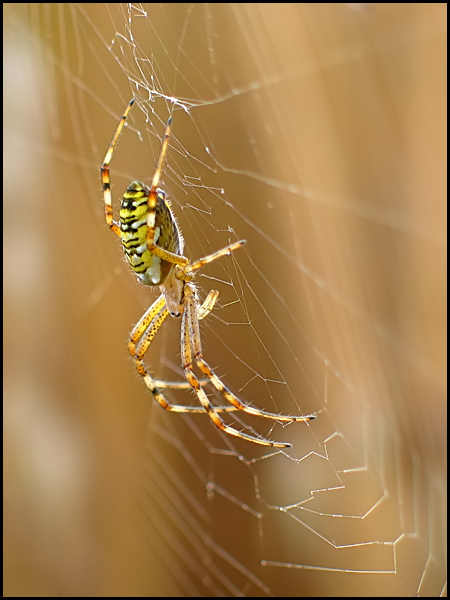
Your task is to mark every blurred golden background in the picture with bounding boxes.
[3,4,446,596]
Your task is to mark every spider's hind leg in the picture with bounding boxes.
[181,284,293,448]
[130,293,239,414]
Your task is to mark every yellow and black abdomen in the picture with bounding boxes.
[119,181,182,287]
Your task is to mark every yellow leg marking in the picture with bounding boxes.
[198,290,219,320]
[182,284,292,447]
[128,294,168,357]
[136,359,239,414]
[134,307,169,360]
[184,240,246,275]
[182,284,315,424]
[197,359,316,423]
[130,293,238,413]
[144,188,189,266]
[147,238,189,266]
[150,116,172,191]
[153,379,208,390]
[101,99,135,237]
[183,367,291,447]
[143,115,189,267]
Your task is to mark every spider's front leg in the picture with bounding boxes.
[101,99,136,239]
[144,115,189,269]
[144,190,190,268]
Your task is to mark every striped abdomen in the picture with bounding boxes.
[119,181,182,286]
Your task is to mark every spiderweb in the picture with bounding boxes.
[3,3,446,597]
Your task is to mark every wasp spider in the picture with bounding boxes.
[101,99,316,447]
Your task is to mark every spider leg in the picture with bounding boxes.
[153,379,208,390]
[150,116,172,193]
[129,293,169,359]
[150,291,219,389]
[101,98,135,238]
[183,240,246,276]
[184,285,316,424]
[197,290,219,320]
[144,115,189,268]
[130,293,239,413]
[196,358,316,423]
[182,284,294,448]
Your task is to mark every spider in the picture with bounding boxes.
[101,98,316,447]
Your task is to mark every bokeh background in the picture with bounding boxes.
[4,3,446,596]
